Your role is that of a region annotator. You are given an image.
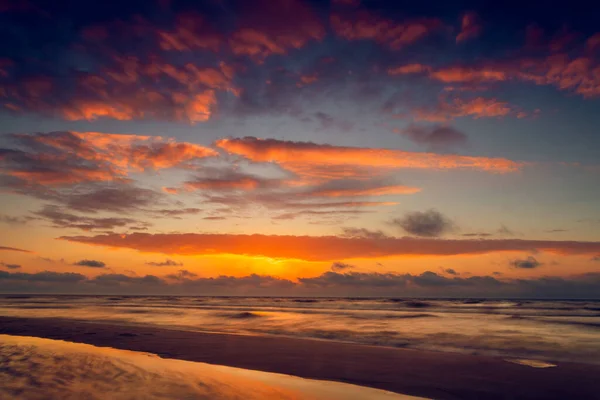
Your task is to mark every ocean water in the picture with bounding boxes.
[1,295,599,364]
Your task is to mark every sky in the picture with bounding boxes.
[0,0,599,297]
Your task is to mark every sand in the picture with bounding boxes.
[1,316,600,400]
[0,334,419,400]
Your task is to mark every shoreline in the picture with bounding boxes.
[1,316,600,399]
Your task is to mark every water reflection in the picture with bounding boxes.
[0,335,422,400]
[0,296,599,364]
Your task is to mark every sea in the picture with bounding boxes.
[1,295,599,364]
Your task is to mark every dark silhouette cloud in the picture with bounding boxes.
[74,259,106,268]
[331,262,355,271]
[0,270,86,282]
[0,246,32,253]
[397,124,468,150]
[1,269,600,298]
[510,256,542,269]
[462,232,493,238]
[341,227,390,240]
[165,270,198,280]
[444,268,458,275]
[146,259,184,267]
[35,205,148,231]
[592,255,600,262]
[65,185,165,214]
[88,274,164,287]
[0,262,21,270]
[391,209,454,237]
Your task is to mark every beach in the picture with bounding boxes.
[0,334,419,400]
[2,316,600,399]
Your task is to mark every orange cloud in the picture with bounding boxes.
[61,233,600,261]
[411,96,513,122]
[1,131,217,187]
[229,0,325,60]
[310,184,421,197]
[430,66,507,83]
[157,13,221,52]
[216,137,524,174]
[331,11,443,50]
[387,63,431,75]
[456,12,482,43]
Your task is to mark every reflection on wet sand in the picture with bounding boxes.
[0,335,424,400]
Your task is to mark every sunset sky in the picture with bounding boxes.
[1,0,599,296]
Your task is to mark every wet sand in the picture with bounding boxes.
[1,316,599,400]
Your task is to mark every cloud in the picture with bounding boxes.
[0,262,21,270]
[410,97,514,122]
[592,256,600,262]
[0,214,34,225]
[1,268,600,298]
[331,262,355,271]
[183,169,282,192]
[0,246,32,253]
[456,12,482,43]
[34,205,148,231]
[0,131,216,187]
[395,125,467,150]
[73,259,106,268]
[165,269,198,281]
[229,0,325,61]
[462,233,493,238]
[444,268,458,275]
[216,137,524,174]
[145,259,184,267]
[60,232,600,262]
[64,185,165,214]
[340,227,390,240]
[510,256,543,269]
[88,274,164,287]
[330,9,443,50]
[391,209,455,237]
[0,270,86,283]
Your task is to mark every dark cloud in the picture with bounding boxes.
[1,269,600,298]
[64,185,165,214]
[0,245,32,253]
[145,259,183,267]
[0,262,21,270]
[0,214,34,225]
[591,255,600,262]
[391,209,455,237]
[340,227,390,240]
[444,268,458,275]
[73,259,106,268]
[88,274,164,287]
[150,209,202,218]
[397,124,468,150]
[165,269,198,281]
[462,232,493,238]
[510,256,542,269]
[546,229,568,233]
[35,205,148,231]
[331,262,355,271]
[0,271,86,282]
